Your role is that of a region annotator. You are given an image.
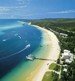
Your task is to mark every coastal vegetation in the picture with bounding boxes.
[42,71,59,81]
[42,63,60,81]
[31,18,75,81]
[49,63,60,71]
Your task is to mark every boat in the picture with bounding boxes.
[26,54,35,61]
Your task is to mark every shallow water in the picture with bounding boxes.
[0,19,42,79]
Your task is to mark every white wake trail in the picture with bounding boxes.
[0,44,31,60]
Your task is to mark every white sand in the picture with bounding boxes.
[31,25,60,81]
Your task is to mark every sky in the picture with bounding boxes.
[0,0,75,19]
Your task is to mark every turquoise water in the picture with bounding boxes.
[0,19,42,79]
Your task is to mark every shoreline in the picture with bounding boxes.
[1,24,60,81]
[31,24,60,81]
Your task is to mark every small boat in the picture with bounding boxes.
[3,39,6,42]
[25,44,30,49]
[26,54,35,61]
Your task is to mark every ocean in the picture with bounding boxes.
[0,19,42,80]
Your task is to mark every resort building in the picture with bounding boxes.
[61,50,73,64]
[63,68,67,72]
[60,33,68,38]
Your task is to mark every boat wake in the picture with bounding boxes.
[0,44,31,60]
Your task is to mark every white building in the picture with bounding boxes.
[60,33,68,38]
[61,50,73,64]
[63,68,67,72]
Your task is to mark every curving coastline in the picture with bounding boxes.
[31,25,60,81]
[1,24,60,81]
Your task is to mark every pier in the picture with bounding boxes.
[26,54,56,62]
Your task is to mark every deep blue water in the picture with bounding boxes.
[0,19,42,78]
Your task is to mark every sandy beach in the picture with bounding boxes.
[32,25,60,81]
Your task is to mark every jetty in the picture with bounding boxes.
[26,54,56,62]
